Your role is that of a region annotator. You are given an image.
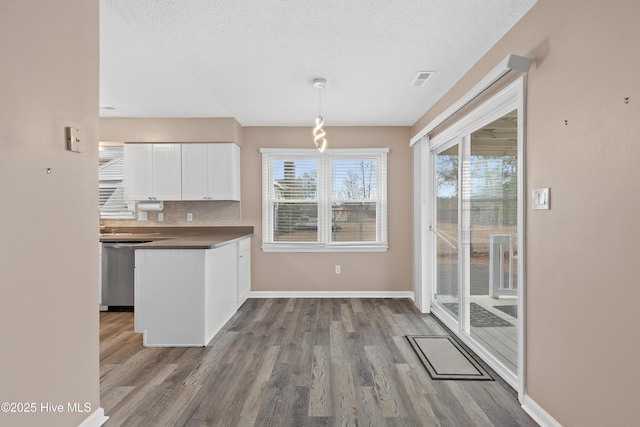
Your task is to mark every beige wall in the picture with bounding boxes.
[242,126,413,292]
[0,1,100,426]
[100,117,243,145]
[411,0,640,425]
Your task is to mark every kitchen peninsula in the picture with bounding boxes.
[100,226,253,347]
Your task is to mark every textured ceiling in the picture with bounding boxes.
[99,0,537,126]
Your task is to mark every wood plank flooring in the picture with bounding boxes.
[100,298,537,426]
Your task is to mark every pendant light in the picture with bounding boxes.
[312,78,327,152]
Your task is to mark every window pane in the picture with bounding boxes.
[273,202,318,242]
[331,202,377,242]
[435,144,459,319]
[332,160,377,200]
[273,160,317,200]
[468,109,519,373]
[99,185,126,214]
[332,159,378,242]
[99,145,133,217]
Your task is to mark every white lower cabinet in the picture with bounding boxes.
[134,238,250,347]
[98,242,103,306]
[237,237,251,306]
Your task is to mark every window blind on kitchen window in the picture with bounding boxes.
[330,157,385,243]
[271,158,319,243]
[261,148,388,252]
[99,145,134,218]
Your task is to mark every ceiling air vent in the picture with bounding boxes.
[410,71,434,87]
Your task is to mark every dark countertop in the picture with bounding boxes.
[99,226,253,249]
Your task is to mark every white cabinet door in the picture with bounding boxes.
[207,143,240,201]
[182,143,241,201]
[152,144,182,200]
[98,242,103,306]
[205,243,238,341]
[124,143,181,200]
[181,144,209,200]
[238,237,251,306]
[124,144,153,200]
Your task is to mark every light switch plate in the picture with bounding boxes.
[66,127,82,152]
[138,211,148,221]
[532,188,550,210]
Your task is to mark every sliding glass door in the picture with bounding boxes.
[430,80,524,389]
[467,111,519,374]
[433,140,460,323]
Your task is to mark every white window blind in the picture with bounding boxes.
[99,145,134,218]
[272,159,319,242]
[261,148,388,252]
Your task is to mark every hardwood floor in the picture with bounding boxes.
[100,299,536,426]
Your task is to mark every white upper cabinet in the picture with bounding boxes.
[181,144,209,200]
[124,144,153,200]
[152,144,182,200]
[125,143,182,201]
[182,143,240,201]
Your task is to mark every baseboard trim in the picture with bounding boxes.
[249,291,415,299]
[78,407,109,427]
[522,394,562,427]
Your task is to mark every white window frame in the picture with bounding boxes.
[261,148,388,252]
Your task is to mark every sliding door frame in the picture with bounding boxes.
[416,76,527,402]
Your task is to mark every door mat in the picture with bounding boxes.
[494,304,517,318]
[406,335,493,381]
[442,303,513,327]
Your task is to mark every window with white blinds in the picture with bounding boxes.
[99,145,134,218]
[261,148,388,252]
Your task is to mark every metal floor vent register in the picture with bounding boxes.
[406,335,493,381]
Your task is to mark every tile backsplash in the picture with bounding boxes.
[101,200,241,227]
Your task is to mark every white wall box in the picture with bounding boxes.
[181,143,240,201]
[124,143,182,201]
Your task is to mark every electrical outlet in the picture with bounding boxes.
[335,265,341,274]
[138,211,148,221]
[158,213,164,222]
[187,213,193,222]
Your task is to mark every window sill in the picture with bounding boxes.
[262,243,388,253]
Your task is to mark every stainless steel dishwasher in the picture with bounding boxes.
[101,242,145,309]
